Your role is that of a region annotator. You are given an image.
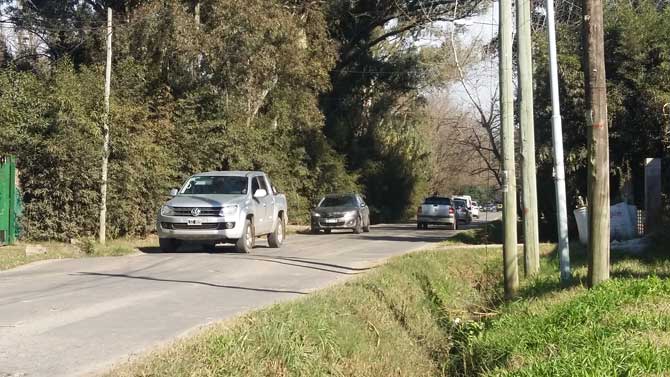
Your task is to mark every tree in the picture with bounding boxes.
[532,0,670,239]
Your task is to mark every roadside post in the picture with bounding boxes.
[0,155,17,246]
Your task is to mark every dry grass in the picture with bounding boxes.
[0,236,156,271]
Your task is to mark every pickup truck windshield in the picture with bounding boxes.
[423,197,451,205]
[320,196,356,207]
[180,176,248,195]
[453,199,467,208]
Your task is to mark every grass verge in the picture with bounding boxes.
[0,237,156,271]
[108,242,670,377]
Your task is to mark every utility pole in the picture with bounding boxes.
[546,0,571,283]
[517,0,540,276]
[583,0,610,287]
[99,8,112,245]
[500,0,519,298]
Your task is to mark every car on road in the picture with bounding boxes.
[471,200,480,218]
[452,197,473,225]
[157,171,288,253]
[310,193,371,234]
[417,196,457,230]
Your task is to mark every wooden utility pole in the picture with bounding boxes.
[500,0,519,297]
[583,0,610,286]
[99,8,112,245]
[517,0,540,276]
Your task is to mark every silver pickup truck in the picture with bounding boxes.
[156,171,287,253]
[417,196,457,230]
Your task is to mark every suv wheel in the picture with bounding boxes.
[235,219,255,253]
[268,216,285,248]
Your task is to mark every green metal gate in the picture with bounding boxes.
[0,155,17,245]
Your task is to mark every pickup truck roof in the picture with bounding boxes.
[423,197,452,205]
[194,171,265,177]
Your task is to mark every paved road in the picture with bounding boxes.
[0,216,498,377]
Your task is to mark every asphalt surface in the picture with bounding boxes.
[0,215,499,377]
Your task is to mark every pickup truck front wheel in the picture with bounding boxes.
[268,216,285,248]
[235,219,255,253]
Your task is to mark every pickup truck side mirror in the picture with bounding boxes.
[253,189,268,198]
[169,188,178,196]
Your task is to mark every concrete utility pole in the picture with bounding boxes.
[583,0,610,287]
[99,8,112,245]
[517,0,540,276]
[546,0,571,283]
[500,0,519,298]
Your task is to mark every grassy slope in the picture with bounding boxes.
[109,241,670,377]
[110,246,504,377]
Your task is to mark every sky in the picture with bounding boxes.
[446,1,501,110]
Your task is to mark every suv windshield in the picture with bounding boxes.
[423,197,451,205]
[319,196,357,207]
[180,176,248,195]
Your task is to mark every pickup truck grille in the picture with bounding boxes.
[171,207,222,217]
[163,222,223,230]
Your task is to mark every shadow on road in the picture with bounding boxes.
[139,244,248,255]
[72,272,308,295]
[238,255,373,275]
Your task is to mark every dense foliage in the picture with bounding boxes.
[0,0,485,240]
[532,0,670,236]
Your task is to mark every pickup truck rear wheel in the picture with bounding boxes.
[235,219,255,253]
[159,238,180,252]
[268,216,285,248]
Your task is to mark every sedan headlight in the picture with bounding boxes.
[343,210,358,218]
[160,205,175,216]
[311,212,322,217]
[219,204,239,217]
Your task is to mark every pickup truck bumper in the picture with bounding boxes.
[156,214,245,241]
[417,215,456,225]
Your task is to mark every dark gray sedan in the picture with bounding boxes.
[310,193,371,234]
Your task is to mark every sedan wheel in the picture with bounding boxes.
[353,217,363,234]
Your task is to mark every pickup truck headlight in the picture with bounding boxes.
[160,205,175,216]
[219,204,239,217]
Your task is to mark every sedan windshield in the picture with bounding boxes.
[180,176,248,195]
[319,196,357,208]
